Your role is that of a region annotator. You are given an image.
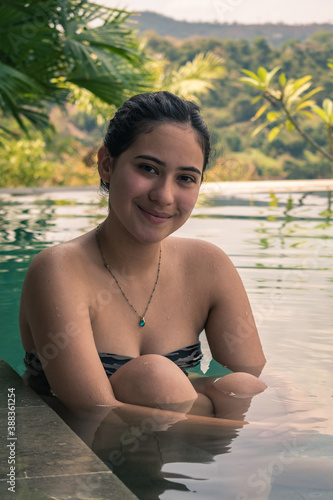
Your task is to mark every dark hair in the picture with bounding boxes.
[100,91,210,193]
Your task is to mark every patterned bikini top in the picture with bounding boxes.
[99,342,203,377]
[23,343,203,396]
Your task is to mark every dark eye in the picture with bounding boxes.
[140,164,158,175]
[179,175,196,183]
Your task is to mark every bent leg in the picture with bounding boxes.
[192,372,267,420]
[214,372,267,397]
[110,354,198,413]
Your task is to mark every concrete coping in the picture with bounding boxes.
[0,179,332,198]
[0,358,137,499]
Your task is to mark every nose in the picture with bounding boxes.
[149,177,174,206]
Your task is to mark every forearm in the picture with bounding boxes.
[112,401,247,433]
[96,402,249,462]
[225,362,266,378]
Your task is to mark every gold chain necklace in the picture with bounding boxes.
[95,225,161,328]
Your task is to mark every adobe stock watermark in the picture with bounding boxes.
[107,400,182,470]
[222,237,333,354]
[28,268,134,371]
[7,4,51,55]
[74,473,101,498]
[7,388,16,493]
[212,0,244,22]
[235,437,302,500]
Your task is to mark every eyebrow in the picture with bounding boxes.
[135,155,202,176]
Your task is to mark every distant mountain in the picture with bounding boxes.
[132,11,333,46]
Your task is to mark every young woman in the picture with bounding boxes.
[20,91,266,419]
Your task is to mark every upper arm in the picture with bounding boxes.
[203,244,266,374]
[20,246,116,409]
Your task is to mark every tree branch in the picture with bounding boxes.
[264,93,333,163]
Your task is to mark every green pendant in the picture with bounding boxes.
[139,318,145,327]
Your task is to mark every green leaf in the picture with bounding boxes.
[312,105,329,122]
[286,81,312,105]
[299,110,315,119]
[251,95,263,104]
[258,66,268,81]
[251,122,269,137]
[239,76,262,88]
[266,111,280,122]
[292,75,313,91]
[279,72,286,87]
[268,123,284,141]
[323,98,333,120]
[266,65,281,85]
[299,87,323,102]
[285,120,295,131]
[241,68,262,82]
[296,100,316,112]
[252,102,270,121]
[157,51,225,101]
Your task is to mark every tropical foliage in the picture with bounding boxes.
[71,50,226,127]
[239,65,333,173]
[1,9,333,185]
[150,51,225,102]
[0,0,150,133]
[0,1,226,187]
[142,31,333,180]
[0,46,226,187]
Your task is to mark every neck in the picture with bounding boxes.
[96,217,162,275]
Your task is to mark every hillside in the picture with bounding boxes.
[132,11,333,46]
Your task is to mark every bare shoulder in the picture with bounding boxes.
[21,233,95,310]
[166,236,234,274]
[25,233,92,282]
[20,232,96,345]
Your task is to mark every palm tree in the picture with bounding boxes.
[0,0,150,133]
[150,51,225,102]
[59,50,226,131]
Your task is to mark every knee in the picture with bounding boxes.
[213,372,267,398]
[110,354,197,411]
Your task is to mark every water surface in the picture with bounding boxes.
[0,183,332,499]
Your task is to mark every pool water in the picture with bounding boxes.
[1,183,333,499]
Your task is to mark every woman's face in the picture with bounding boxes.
[99,123,204,245]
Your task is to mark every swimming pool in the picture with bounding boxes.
[1,181,332,499]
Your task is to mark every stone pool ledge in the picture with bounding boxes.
[0,358,138,500]
[1,178,333,198]
[201,178,333,195]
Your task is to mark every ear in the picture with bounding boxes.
[98,146,113,184]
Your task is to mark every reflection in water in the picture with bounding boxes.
[1,186,333,499]
[87,378,333,500]
[100,428,239,500]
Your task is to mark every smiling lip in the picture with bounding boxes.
[138,205,173,223]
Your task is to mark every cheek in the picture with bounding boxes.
[112,175,143,200]
[122,175,150,197]
[178,189,200,214]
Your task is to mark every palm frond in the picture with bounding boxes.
[158,52,225,101]
[0,0,150,133]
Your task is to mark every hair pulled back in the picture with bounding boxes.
[101,91,210,193]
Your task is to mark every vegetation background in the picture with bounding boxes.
[1,3,332,187]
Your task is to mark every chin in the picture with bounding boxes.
[130,217,187,244]
[134,227,173,245]
[137,233,168,246]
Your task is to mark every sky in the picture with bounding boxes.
[97,0,333,25]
